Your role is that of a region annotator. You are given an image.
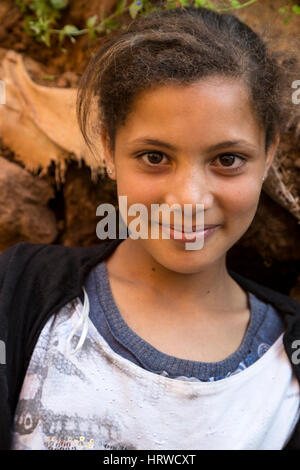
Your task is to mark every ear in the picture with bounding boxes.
[100,127,116,180]
[264,131,280,178]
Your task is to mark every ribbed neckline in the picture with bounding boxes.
[93,261,268,379]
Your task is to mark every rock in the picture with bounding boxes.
[0,49,101,185]
[0,156,58,251]
[61,161,117,247]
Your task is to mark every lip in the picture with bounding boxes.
[158,223,221,242]
[159,223,220,232]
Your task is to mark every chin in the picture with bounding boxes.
[145,239,217,274]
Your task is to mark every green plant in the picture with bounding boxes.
[278,1,300,23]
[18,0,297,51]
[15,0,69,47]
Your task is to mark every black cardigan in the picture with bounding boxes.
[0,238,300,450]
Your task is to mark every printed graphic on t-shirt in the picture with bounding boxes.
[12,303,138,450]
[11,298,300,450]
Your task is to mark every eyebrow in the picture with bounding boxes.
[129,137,258,153]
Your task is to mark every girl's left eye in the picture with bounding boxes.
[213,153,247,172]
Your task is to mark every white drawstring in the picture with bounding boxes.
[66,286,90,355]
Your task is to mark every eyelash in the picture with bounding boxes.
[135,151,247,173]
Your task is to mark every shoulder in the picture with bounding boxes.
[229,269,300,382]
[0,239,123,320]
[0,239,123,291]
[0,238,123,379]
[228,268,300,317]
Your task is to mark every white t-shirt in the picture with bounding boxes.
[11,296,300,450]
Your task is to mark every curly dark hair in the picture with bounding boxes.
[76,5,299,160]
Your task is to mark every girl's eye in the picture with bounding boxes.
[214,153,246,172]
[137,152,168,166]
[136,151,246,172]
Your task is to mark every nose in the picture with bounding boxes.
[164,163,214,216]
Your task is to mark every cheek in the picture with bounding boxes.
[116,170,161,208]
[219,178,261,219]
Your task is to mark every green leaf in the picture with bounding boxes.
[129,0,143,19]
[278,7,287,14]
[86,15,98,28]
[87,28,97,39]
[230,0,240,7]
[95,23,105,33]
[15,0,27,13]
[179,0,190,6]
[104,20,120,29]
[30,20,43,34]
[115,0,127,15]
[292,5,300,14]
[50,0,69,9]
[43,31,51,47]
[194,0,208,6]
[63,24,79,35]
[206,1,215,9]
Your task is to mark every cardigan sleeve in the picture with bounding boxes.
[0,242,50,449]
[0,240,98,450]
[0,243,23,293]
[0,242,28,449]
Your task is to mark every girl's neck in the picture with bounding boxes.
[105,237,249,318]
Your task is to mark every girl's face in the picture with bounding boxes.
[101,77,279,274]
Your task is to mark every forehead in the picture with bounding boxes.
[116,78,265,150]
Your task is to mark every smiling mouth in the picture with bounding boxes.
[158,223,220,233]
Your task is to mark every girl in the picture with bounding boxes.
[1,5,300,450]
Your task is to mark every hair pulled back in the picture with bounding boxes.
[77,6,298,160]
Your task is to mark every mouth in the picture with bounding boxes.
[158,223,220,233]
[157,222,221,243]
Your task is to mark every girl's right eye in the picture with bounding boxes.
[136,152,169,166]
